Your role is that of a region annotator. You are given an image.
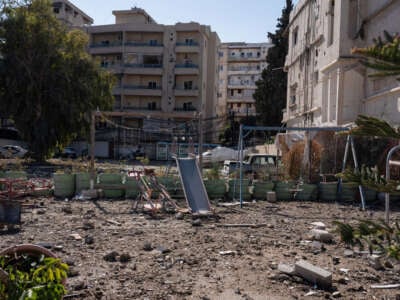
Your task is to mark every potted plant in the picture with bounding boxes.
[0,244,68,299]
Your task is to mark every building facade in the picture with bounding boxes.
[52,0,93,27]
[85,8,220,144]
[284,0,400,128]
[218,43,271,121]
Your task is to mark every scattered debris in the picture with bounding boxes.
[219,250,236,256]
[278,263,296,275]
[216,223,267,228]
[103,251,119,262]
[309,229,333,243]
[370,283,400,289]
[294,260,332,289]
[69,233,82,240]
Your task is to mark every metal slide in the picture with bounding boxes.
[175,157,211,214]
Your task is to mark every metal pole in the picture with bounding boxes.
[198,113,203,176]
[385,144,400,223]
[90,111,95,189]
[239,124,244,208]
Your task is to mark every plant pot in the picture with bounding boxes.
[318,182,338,201]
[295,183,318,201]
[98,173,124,198]
[125,177,140,199]
[5,171,27,179]
[75,172,91,194]
[252,181,275,200]
[275,181,294,201]
[339,182,359,202]
[227,179,251,201]
[204,179,226,200]
[53,173,75,198]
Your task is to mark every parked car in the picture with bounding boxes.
[0,145,28,158]
[61,147,77,158]
[221,160,240,177]
[242,153,283,179]
[197,146,247,166]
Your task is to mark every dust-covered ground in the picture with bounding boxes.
[2,195,400,300]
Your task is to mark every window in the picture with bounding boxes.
[148,102,156,110]
[257,52,261,57]
[293,27,299,46]
[185,38,194,45]
[247,52,253,57]
[53,7,60,13]
[231,52,235,56]
[220,65,223,71]
[218,51,224,57]
[237,89,242,94]
[149,40,158,46]
[240,52,245,57]
[184,81,193,90]
[230,90,234,97]
[148,81,157,89]
[328,0,335,46]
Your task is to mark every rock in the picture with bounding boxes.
[119,253,131,263]
[310,229,333,243]
[69,233,82,240]
[332,257,340,265]
[343,249,354,257]
[53,245,63,251]
[73,281,87,291]
[36,209,46,215]
[175,212,184,220]
[104,251,119,262]
[332,291,341,298]
[68,267,80,277]
[192,219,202,227]
[83,221,95,230]
[85,235,94,244]
[294,260,332,289]
[369,254,384,270]
[143,242,153,251]
[156,246,171,254]
[62,206,72,214]
[36,242,53,249]
[310,222,326,230]
[278,263,296,275]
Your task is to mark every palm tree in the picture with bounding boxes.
[352,31,400,80]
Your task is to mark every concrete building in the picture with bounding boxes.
[52,0,93,27]
[86,7,220,144]
[218,43,271,121]
[284,0,400,128]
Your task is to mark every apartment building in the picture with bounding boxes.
[284,0,400,127]
[218,43,271,121]
[52,0,93,27]
[85,7,220,143]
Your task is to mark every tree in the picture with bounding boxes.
[352,31,400,80]
[0,0,114,160]
[253,0,293,126]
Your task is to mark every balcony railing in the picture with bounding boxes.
[228,55,262,61]
[124,63,162,68]
[122,106,161,111]
[176,41,199,46]
[175,63,199,68]
[174,87,198,91]
[124,41,163,47]
[122,85,162,90]
[174,107,197,112]
[228,67,260,72]
[90,41,123,48]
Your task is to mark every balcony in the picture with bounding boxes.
[114,85,162,96]
[228,55,263,62]
[227,82,257,89]
[122,106,161,112]
[230,108,257,117]
[123,63,163,75]
[227,67,260,75]
[174,88,199,97]
[123,41,163,54]
[175,63,199,75]
[175,41,200,53]
[89,41,123,54]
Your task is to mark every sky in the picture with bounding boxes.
[70,0,296,43]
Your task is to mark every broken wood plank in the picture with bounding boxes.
[370,283,400,289]
[105,219,122,226]
[216,223,267,228]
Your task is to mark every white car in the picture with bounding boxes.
[0,145,28,158]
[197,146,247,165]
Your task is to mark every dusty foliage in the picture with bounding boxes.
[334,219,400,260]
[0,255,68,300]
[282,140,322,182]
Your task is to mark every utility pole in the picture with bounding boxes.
[90,111,95,189]
[198,112,203,175]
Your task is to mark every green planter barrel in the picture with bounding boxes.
[275,181,294,201]
[5,171,27,179]
[75,172,91,194]
[339,182,358,202]
[98,173,124,198]
[204,179,226,200]
[227,179,251,201]
[295,183,318,201]
[53,173,75,198]
[318,182,338,201]
[363,187,377,202]
[252,181,275,200]
[125,177,140,199]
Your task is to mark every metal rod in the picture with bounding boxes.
[239,124,244,208]
[385,144,400,223]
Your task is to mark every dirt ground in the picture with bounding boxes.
[2,194,400,300]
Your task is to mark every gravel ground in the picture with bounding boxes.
[1,195,400,299]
